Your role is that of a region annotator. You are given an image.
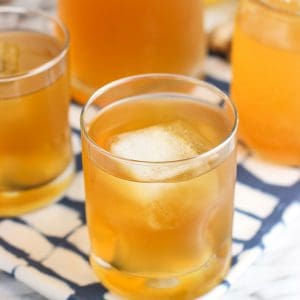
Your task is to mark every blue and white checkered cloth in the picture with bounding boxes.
[0,55,300,300]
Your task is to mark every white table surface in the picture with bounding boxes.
[1,0,300,299]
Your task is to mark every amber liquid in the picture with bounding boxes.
[58,0,206,103]
[82,97,236,299]
[231,0,300,165]
[0,31,73,216]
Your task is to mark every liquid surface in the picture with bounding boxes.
[231,0,300,165]
[0,31,61,76]
[82,97,236,299]
[89,97,231,156]
[0,31,72,215]
[58,0,206,103]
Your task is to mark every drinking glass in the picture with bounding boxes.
[0,7,73,216]
[58,0,206,104]
[231,0,300,165]
[81,74,237,299]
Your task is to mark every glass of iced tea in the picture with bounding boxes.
[231,0,300,165]
[81,74,237,299]
[0,7,73,216]
[58,0,206,104]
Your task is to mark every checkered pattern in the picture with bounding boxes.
[0,55,299,300]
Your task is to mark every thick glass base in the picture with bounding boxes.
[71,76,97,105]
[240,133,300,166]
[90,250,231,300]
[0,160,75,216]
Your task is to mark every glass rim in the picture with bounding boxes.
[80,73,238,166]
[252,0,300,17]
[0,6,69,83]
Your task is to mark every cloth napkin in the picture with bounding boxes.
[0,55,300,300]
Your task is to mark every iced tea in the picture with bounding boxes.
[58,0,206,104]
[0,8,73,215]
[231,0,300,165]
[81,75,237,299]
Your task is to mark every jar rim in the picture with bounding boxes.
[253,0,300,17]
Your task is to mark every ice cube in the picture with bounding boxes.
[110,120,211,181]
[108,120,220,231]
[146,169,219,229]
[0,43,19,75]
[111,121,201,162]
